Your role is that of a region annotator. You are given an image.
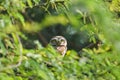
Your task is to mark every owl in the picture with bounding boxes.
[49,36,67,56]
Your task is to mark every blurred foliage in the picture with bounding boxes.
[0,0,120,80]
[110,0,120,12]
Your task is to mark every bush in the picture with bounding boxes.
[0,0,120,80]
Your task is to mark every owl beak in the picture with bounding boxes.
[57,41,61,46]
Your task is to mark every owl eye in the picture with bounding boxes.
[60,39,65,43]
[50,39,57,46]
[51,39,56,43]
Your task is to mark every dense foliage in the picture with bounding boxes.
[0,0,120,80]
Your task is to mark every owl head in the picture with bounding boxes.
[49,36,67,56]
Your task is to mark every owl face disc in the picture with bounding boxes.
[49,36,67,56]
[50,36,67,46]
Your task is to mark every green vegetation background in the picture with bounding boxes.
[0,0,120,80]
